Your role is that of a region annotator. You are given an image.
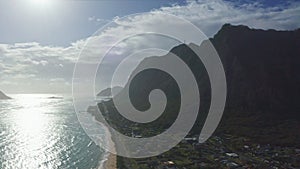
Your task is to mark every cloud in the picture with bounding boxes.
[77,0,300,92]
[88,16,110,25]
[1,0,300,93]
[12,42,40,48]
[0,42,79,93]
[156,0,300,37]
[79,0,300,62]
[88,16,95,21]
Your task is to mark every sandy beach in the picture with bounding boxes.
[96,120,117,169]
[102,153,117,169]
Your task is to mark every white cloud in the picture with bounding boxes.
[13,42,40,48]
[77,1,300,92]
[88,16,95,21]
[0,42,79,93]
[88,16,110,25]
[156,0,300,36]
[1,0,300,93]
[40,60,48,66]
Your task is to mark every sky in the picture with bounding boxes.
[0,0,300,94]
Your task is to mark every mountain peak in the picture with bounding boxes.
[216,23,300,39]
[213,23,251,39]
[221,23,250,29]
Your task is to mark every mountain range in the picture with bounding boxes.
[99,24,300,146]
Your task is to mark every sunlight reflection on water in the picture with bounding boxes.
[0,94,104,169]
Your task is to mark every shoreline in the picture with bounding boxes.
[101,152,117,169]
[95,120,117,169]
[87,104,117,169]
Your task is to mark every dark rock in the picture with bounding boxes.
[0,91,11,100]
[102,24,300,146]
[97,86,123,97]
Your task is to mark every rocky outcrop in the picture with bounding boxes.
[0,91,11,100]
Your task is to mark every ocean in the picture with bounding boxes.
[0,94,106,169]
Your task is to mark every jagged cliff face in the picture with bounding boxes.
[0,91,11,100]
[209,24,300,145]
[102,24,300,146]
[212,24,300,117]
